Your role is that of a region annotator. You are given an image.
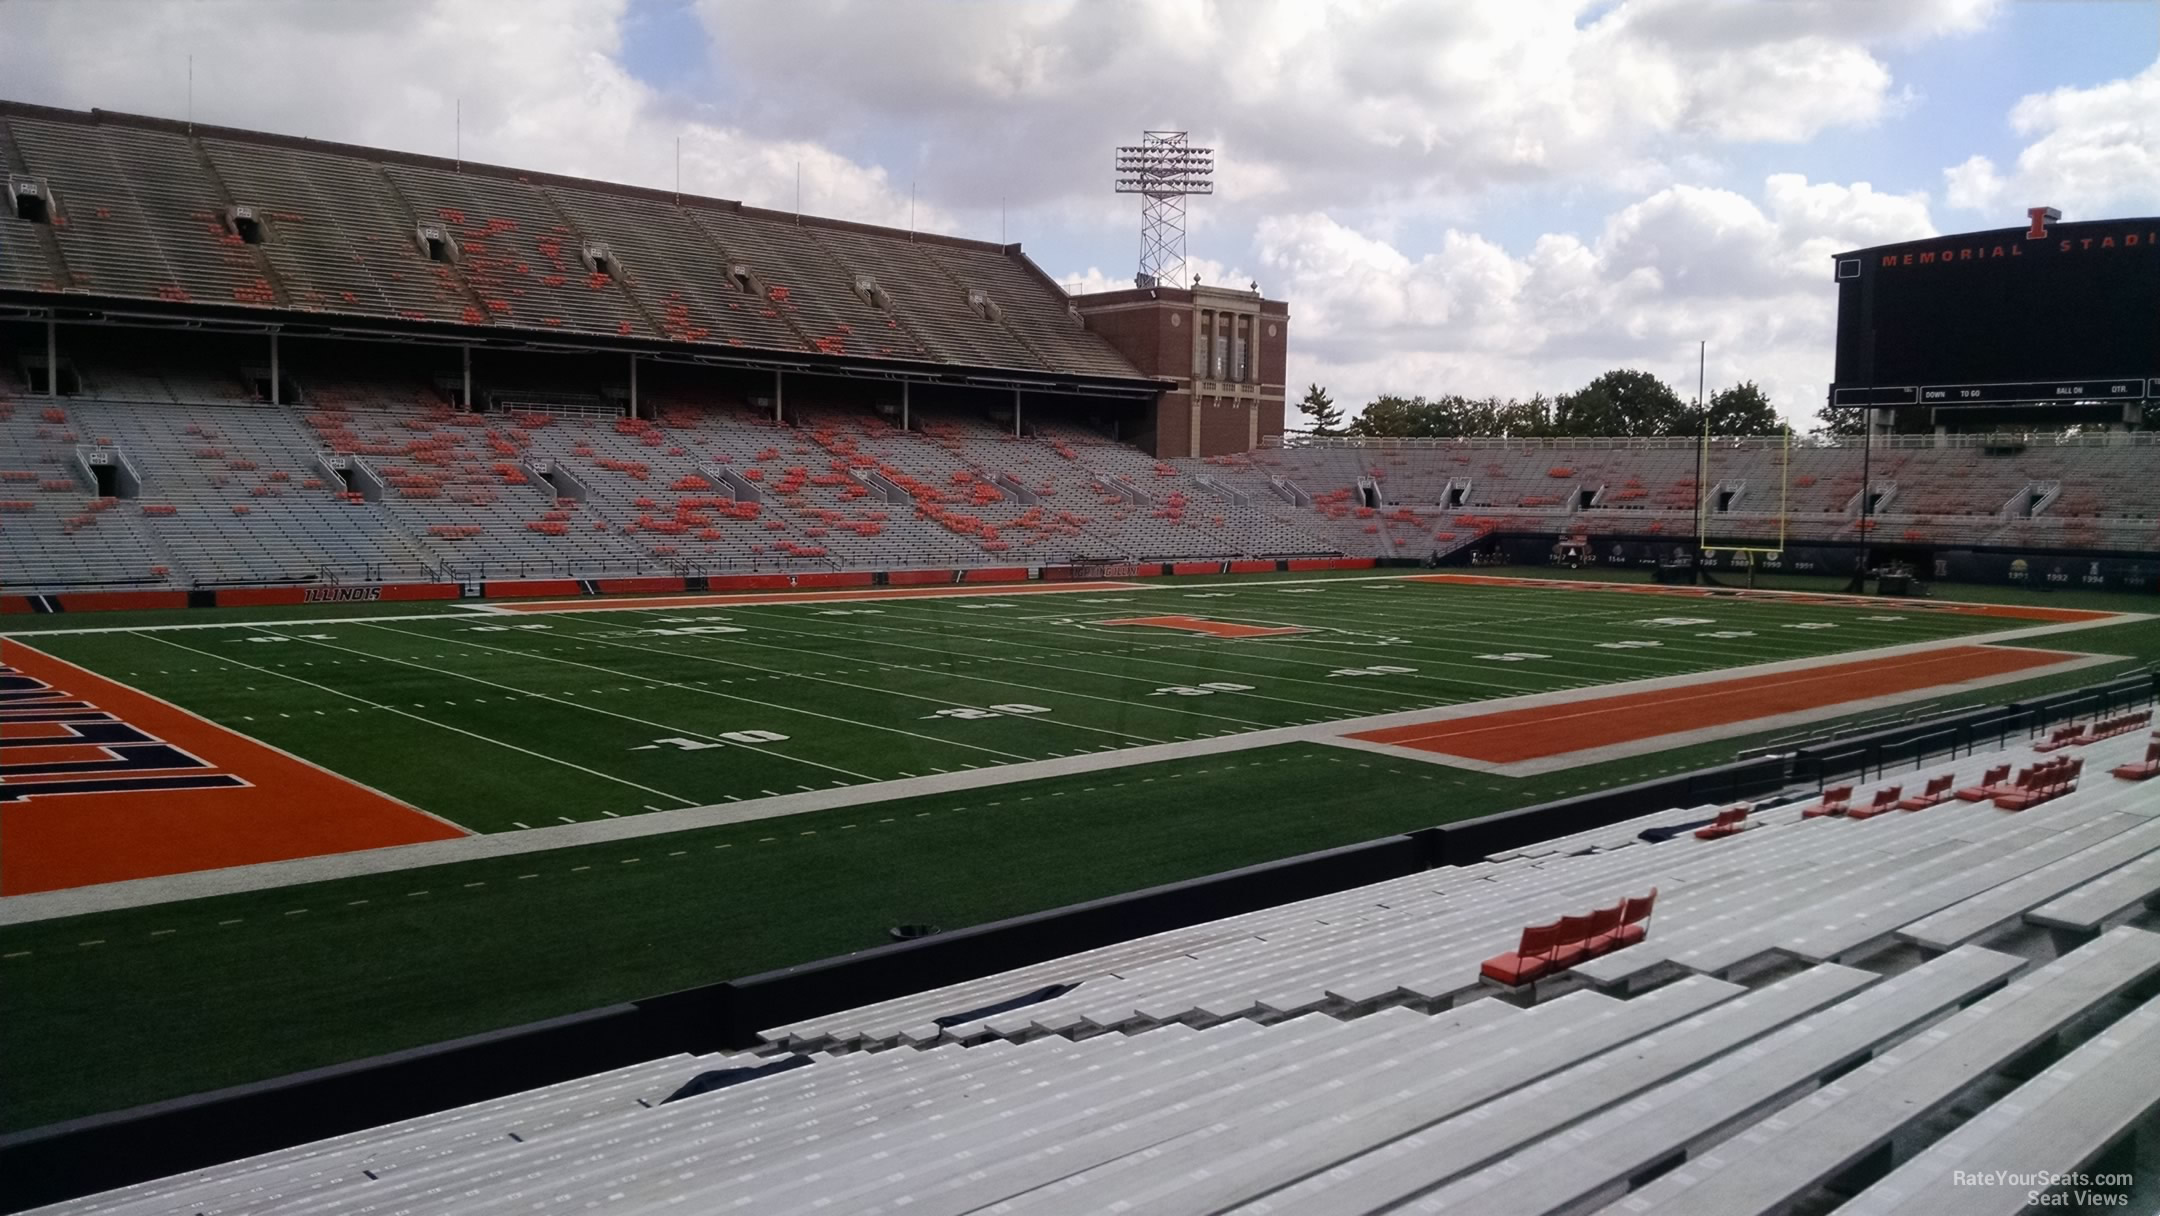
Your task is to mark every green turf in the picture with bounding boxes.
[8,577,2043,831]
[0,742,1546,1131]
[2,573,2154,1133]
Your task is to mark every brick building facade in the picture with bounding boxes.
[1073,284,1288,458]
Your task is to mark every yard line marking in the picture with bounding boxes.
[353,622,993,770]
[138,634,702,809]
[518,616,1172,749]
[674,605,1326,725]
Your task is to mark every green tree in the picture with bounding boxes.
[1347,394,1438,437]
[1295,383,1345,435]
[1695,381,1781,435]
[1554,369,1685,437]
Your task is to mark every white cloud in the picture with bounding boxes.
[1943,154,2006,211]
[1945,61,2160,218]
[1260,175,1936,426]
[692,0,1996,215]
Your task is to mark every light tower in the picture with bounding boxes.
[1114,131,1213,289]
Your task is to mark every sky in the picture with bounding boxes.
[2,0,2156,427]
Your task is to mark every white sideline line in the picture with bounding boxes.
[132,633,705,810]
[0,617,2134,926]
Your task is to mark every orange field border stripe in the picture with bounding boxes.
[0,641,465,895]
[1403,574,2122,623]
[492,581,1149,613]
[1349,644,2075,764]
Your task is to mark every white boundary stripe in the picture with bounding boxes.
[1,618,2133,925]
[0,611,486,637]
[490,581,1152,614]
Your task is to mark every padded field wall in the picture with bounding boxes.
[0,558,1381,614]
[1480,532,2160,594]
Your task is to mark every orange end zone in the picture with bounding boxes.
[1350,644,2076,764]
[491,581,1148,613]
[1403,574,2122,624]
[1097,615,1312,639]
[1,641,465,895]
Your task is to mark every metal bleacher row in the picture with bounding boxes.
[38,724,2160,1215]
[1259,432,2160,559]
[0,386,1356,589]
[10,385,2160,590]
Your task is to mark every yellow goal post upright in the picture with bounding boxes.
[1696,422,1794,582]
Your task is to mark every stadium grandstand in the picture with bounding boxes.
[4,103,2157,604]
[5,101,2160,1216]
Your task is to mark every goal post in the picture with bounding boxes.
[1697,424,1793,569]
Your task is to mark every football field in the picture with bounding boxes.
[2,570,2154,1132]
[5,572,2126,888]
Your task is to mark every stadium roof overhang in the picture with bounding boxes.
[0,289,1171,401]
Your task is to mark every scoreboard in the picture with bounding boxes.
[1830,213,2160,411]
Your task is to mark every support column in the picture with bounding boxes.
[45,318,57,400]
[461,344,473,411]
[628,353,639,420]
[901,380,910,431]
[774,369,784,424]
[1013,388,1022,437]
[270,330,281,406]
